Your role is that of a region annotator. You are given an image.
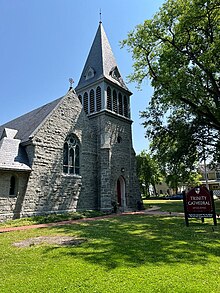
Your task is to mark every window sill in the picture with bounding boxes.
[62,174,82,179]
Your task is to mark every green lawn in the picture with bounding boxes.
[0,210,108,228]
[0,214,220,292]
[144,198,220,214]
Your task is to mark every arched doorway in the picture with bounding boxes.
[116,176,126,209]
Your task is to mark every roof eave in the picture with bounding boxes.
[0,166,32,172]
[75,76,132,96]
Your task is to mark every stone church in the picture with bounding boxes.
[0,22,141,221]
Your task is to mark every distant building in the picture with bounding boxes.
[199,164,220,192]
[0,22,141,221]
[154,182,173,196]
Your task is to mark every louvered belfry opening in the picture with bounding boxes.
[96,86,102,111]
[107,86,112,111]
[83,92,88,114]
[90,89,95,113]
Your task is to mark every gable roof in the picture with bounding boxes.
[0,97,63,144]
[75,22,130,92]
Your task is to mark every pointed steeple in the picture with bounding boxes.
[75,23,130,92]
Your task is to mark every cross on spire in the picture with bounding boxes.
[99,9,102,23]
[69,78,75,92]
[69,78,74,88]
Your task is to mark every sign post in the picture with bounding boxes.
[183,186,217,226]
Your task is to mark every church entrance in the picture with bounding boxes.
[116,176,126,209]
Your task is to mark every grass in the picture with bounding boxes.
[1,200,219,228]
[0,210,108,228]
[144,199,185,213]
[144,198,220,214]
[0,214,220,292]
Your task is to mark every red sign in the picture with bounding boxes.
[185,187,213,217]
[183,186,217,226]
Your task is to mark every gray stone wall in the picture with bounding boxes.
[20,90,98,217]
[0,89,141,221]
[89,110,141,211]
[0,171,29,221]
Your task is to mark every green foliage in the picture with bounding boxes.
[136,151,162,196]
[149,115,202,190]
[0,215,220,292]
[122,0,220,163]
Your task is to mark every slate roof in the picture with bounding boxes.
[0,97,63,144]
[0,96,64,171]
[75,22,130,92]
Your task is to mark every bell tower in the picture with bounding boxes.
[75,22,141,211]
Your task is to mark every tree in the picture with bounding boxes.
[149,114,203,191]
[122,0,220,163]
[136,151,162,197]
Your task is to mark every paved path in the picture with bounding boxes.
[0,207,184,233]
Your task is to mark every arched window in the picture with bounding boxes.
[63,143,69,173]
[90,89,95,113]
[75,145,80,175]
[9,176,16,195]
[96,86,102,112]
[63,134,80,175]
[113,90,118,113]
[107,86,112,111]
[118,92,123,115]
[83,92,88,114]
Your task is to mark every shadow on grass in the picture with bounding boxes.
[41,215,220,270]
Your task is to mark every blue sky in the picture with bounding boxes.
[0,0,165,154]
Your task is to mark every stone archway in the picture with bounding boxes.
[116,176,126,209]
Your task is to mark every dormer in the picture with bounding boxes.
[0,128,18,140]
[0,128,31,171]
[109,66,121,81]
[85,66,96,80]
